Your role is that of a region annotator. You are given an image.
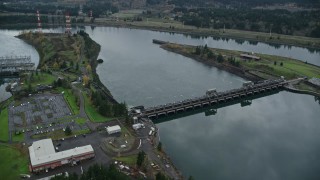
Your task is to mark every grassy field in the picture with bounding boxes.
[57,87,80,115]
[82,93,114,123]
[114,155,138,166]
[75,117,87,125]
[165,43,320,80]
[23,72,56,89]
[0,108,9,142]
[32,128,90,140]
[111,10,143,18]
[12,133,25,142]
[0,144,29,179]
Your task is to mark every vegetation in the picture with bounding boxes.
[18,32,82,70]
[157,142,162,152]
[75,117,87,125]
[0,144,29,180]
[169,0,319,9]
[164,43,320,80]
[91,90,127,117]
[0,108,9,142]
[156,172,169,180]
[32,128,90,140]
[137,151,146,167]
[83,93,113,122]
[114,155,138,166]
[56,87,80,115]
[173,8,320,37]
[12,133,25,142]
[65,126,72,136]
[51,164,130,180]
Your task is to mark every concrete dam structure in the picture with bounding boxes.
[132,78,290,120]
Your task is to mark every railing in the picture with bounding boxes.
[137,79,288,118]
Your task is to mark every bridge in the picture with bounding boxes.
[0,56,35,76]
[132,78,291,120]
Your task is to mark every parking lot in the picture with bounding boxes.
[7,94,88,140]
[30,132,112,180]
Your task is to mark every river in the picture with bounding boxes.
[87,27,320,180]
[1,27,320,180]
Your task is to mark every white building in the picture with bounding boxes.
[132,123,143,130]
[28,139,94,172]
[106,125,121,134]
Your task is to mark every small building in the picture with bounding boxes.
[106,125,121,135]
[132,123,143,130]
[240,54,261,60]
[28,139,94,172]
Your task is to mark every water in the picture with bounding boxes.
[85,27,320,180]
[1,27,320,179]
[0,30,40,102]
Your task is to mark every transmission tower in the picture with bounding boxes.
[36,10,42,32]
[65,12,71,34]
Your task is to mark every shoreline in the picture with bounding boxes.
[156,40,320,97]
[90,22,320,50]
[1,21,320,50]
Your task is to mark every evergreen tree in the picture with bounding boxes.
[137,151,146,167]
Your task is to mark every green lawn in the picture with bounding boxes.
[26,72,56,88]
[75,117,87,125]
[32,128,90,140]
[82,93,114,122]
[0,144,29,179]
[57,87,80,115]
[114,155,138,166]
[0,108,9,142]
[12,133,25,142]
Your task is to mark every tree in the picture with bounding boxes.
[65,126,72,136]
[76,62,79,70]
[27,83,32,92]
[207,50,214,59]
[136,151,146,167]
[70,60,74,67]
[194,46,201,55]
[157,142,162,152]
[280,62,283,66]
[274,61,277,65]
[60,61,67,69]
[83,75,90,87]
[53,62,59,69]
[217,54,224,63]
[156,172,168,180]
[86,64,92,72]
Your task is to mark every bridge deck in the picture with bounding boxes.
[135,79,290,119]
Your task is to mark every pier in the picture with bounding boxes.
[0,56,35,76]
[132,78,293,120]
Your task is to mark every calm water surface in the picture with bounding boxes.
[86,27,320,180]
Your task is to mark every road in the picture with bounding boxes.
[136,118,182,179]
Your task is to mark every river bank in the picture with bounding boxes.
[156,40,320,96]
[1,17,320,50]
[89,20,320,50]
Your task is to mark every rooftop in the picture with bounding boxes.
[106,125,121,132]
[29,138,94,167]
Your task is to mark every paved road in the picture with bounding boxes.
[137,119,182,180]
